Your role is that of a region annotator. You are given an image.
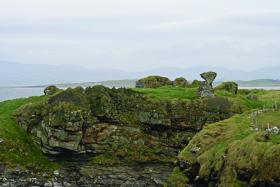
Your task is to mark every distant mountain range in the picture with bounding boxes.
[235,79,280,87]
[0,61,280,86]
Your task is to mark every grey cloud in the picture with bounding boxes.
[0,2,280,71]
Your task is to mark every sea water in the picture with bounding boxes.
[0,87,44,102]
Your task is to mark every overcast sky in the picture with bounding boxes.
[0,0,280,71]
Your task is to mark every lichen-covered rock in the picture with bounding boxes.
[198,71,217,97]
[215,81,238,94]
[174,77,189,87]
[135,75,172,88]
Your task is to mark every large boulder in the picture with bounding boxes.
[135,76,172,88]
[215,82,238,94]
[198,71,217,97]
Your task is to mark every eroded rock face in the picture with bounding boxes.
[139,97,234,131]
[198,71,217,97]
[15,85,238,158]
[12,85,247,186]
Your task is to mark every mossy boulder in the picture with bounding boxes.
[44,85,59,95]
[135,75,172,88]
[215,81,238,94]
[174,77,189,87]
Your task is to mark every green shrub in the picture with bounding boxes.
[44,85,59,95]
[190,80,202,88]
[215,82,238,94]
[174,77,189,87]
[136,75,173,88]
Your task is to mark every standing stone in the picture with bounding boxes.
[198,71,217,97]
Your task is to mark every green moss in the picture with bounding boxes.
[111,138,177,163]
[90,154,121,165]
[165,167,189,187]
[133,86,198,100]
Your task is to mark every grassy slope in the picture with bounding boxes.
[133,86,198,100]
[166,90,280,187]
[0,96,57,171]
[134,86,272,111]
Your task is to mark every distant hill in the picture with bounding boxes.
[0,62,135,87]
[53,80,137,88]
[1,61,280,86]
[236,79,280,87]
[42,79,280,89]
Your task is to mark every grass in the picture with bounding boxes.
[256,110,280,129]
[134,86,277,112]
[173,108,280,186]
[0,96,57,171]
[133,86,198,100]
[165,167,189,187]
[89,154,121,165]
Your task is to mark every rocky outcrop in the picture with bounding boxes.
[0,163,174,187]
[135,76,173,88]
[139,97,235,131]
[15,86,178,156]
[198,71,217,97]
[15,85,238,157]
[10,82,252,186]
[12,84,246,186]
